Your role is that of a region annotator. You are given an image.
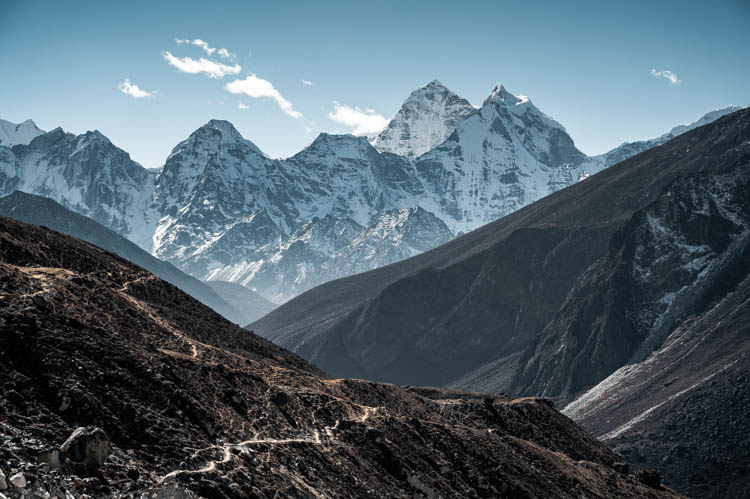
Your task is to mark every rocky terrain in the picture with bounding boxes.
[0,216,679,498]
[564,254,750,498]
[0,191,246,324]
[252,108,750,496]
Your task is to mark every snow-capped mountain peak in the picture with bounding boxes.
[0,118,45,147]
[484,82,520,105]
[372,79,476,159]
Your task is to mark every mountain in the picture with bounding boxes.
[594,105,745,167]
[413,83,596,235]
[205,280,277,324]
[252,108,749,395]
[0,87,740,303]
[0,215,676,498]
[0,191,246,324]
[204,207,454,303]
[0,118,45,147]
[0,127,157,248]
[372,79,477,159]
[563,267,750,499]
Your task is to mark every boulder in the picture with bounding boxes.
[9,473,26,489]
[0,469,6,490]
[60,427,111,469]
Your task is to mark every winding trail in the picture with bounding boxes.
[159,430,323,483]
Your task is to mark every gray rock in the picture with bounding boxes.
[9,472,26,489]
[60,426,111,469]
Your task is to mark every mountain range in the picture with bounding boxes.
[0,215,677,498]
[2,81,740,304]
[252,107,750,497]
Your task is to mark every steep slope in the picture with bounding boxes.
[594,105,745,167]
[564,268,750,499]
[414,83,597,235]
[252,108,750,398]
[0,216,676,498]
[0,118,45,146]
[0,191,246,324]
[207,207,454,303]
[372,79,476,158]
[205,280,277,324]
[0,128,157,248]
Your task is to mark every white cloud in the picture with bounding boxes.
[328,101,388,135]
[191,39,215,56]
[301,79,313,86]
[225,74,303,119]
[218,48,235,59]
[651,68,681,86]
[175,38,234,59]
[118,78,155,99]
[163,51,242,78]
[237,101,249,110]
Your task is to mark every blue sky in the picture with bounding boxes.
[1,0,748,168]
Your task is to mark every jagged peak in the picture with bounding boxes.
[484,82,524,106]
[181,119,267,157]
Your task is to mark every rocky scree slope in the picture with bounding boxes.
[0,216,679,498]
[0,191,246,324]
[564,266,750,499]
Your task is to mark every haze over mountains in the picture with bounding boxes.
[252,107,750,497]
[1,80,740,305]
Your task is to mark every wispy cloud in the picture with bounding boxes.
[163,51,242,78]
[651,68,681,86]
[175,38,235,59]
[118,78,156,99]
[301,79,313,86]
[237,101,249,110]
[225,74,303,119]
[328,101,388,135]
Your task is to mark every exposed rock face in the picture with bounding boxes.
[0,216,678,498]
[564,267,750,499]
[372,79,476,159]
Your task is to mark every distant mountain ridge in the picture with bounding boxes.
[0,191,245,324]
[0,87,742,302]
